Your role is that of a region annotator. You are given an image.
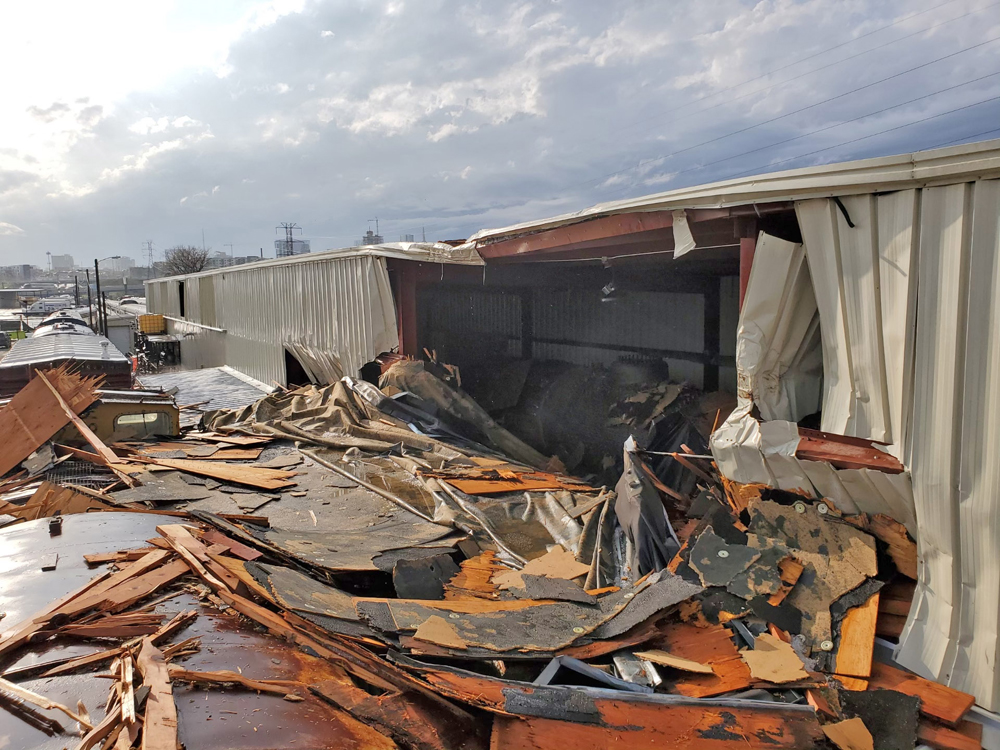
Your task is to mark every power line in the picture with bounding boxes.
[608,0,1000,148]
[588,31,1000,189]
[656,69,1000,183]
[727,91,1000,178]
[663,0,969,111]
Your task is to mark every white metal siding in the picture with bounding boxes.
[794,180,1000,710]
[145,255,398,387]
[211,254,397,387]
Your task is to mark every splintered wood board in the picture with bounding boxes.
[834,592,879,678]
[869,661,976,727]
[142,457,296,490]
[0,368,102,476]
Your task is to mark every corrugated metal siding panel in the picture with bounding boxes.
[198,276,217,328]
[212,254,397,387]
[147,280,182,318]
[533,288,705,386]
[421,288,522,358]
[184,277,202,325]
[719,275,740,393]
[792,180,1000,710]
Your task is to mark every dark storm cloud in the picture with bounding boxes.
[3,0,999,264]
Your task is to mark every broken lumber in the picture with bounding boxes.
[868,661,975,727]
[833,592,879,678]
[140,457,297,490]
[0,365,102,478]
[0,675,93,730]
[166,667,304,698]
[135,638,178,750]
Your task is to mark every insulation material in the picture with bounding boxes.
[734,232,822,423]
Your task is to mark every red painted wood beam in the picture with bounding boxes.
[394,262,419,356]
[477,211,675,260]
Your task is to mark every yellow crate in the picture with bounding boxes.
[138,313,166,334]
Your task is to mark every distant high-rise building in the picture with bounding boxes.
[50,254,75,271]
[401,234,415,242]
[359,229,384,246]
[275,238,311,257]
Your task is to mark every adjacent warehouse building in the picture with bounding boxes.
[148,138,1000,712]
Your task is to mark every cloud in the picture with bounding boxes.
[26,102,71,122]
[2,0,999,265]
[0,222,24,235]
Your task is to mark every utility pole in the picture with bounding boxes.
[85,269,93,329]
[275,223,301,257]
[422,226,426,242]
[94,259,103,335]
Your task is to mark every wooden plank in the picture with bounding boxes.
[199,528,262,561]
[40,646,124,677]
[0,570,112,659]
[403,659,823,748]
[865,514,917,579]
[135,638,178,750]
[0,366,102,477]
[796,429,904,473]
[917,718,983,750]
[142,457,296,490]
[194,447,264,461]
[93,559,191,614]
[156,524,231,591]
[869,661,976,726]
[833,592,879,678]
[167,667,303,697]
[654,622,753,698]
[120,654,136,725]
[35,370,119,466]
[0,674,93,729]
[59,550,171,616]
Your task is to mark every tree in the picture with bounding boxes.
[163,245,209,276]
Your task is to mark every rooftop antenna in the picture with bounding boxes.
[224,243,234,260]
[368,218,379,236]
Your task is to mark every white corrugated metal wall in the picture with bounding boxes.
[795,180,1000,710]
[145,254,399,387]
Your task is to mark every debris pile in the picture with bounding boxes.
[0,361,984,749]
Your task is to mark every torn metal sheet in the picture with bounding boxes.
[360,570,696,653]
[249,519,459,572]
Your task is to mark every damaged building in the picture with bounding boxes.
[144,137,1000,713]
[0,138,997,750]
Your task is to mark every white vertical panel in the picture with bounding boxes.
[736,232,821,422]
[836,195,891,442]
[876,190,920,460]
[952,180,1000,706]
[897,183,972,686]
[796,200,856,435]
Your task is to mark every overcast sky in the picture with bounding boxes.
[2,0,999,266]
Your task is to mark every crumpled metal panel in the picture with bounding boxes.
[727,179,1000,711]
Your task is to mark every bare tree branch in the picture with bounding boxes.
[163,246,209,276]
